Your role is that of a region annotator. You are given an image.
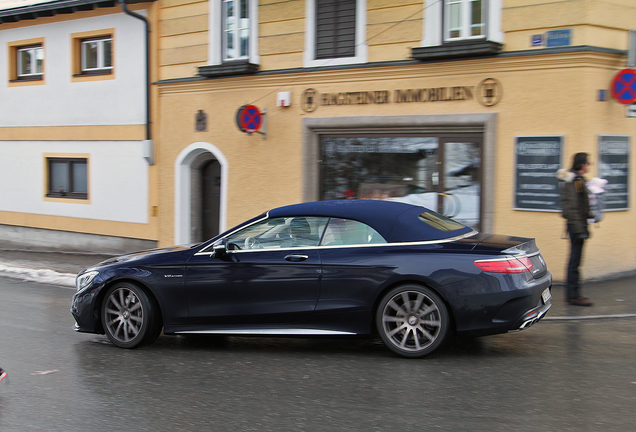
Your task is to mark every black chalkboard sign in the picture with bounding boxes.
[598,135,630,211]
[514,136,562,211]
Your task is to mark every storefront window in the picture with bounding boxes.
[320,135,481,228]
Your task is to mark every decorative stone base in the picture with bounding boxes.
[0,224,157,255]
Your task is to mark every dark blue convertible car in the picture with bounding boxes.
[71,200,552,358]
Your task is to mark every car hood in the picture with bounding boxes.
[89,245,192,269]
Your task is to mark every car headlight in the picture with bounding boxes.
[76,271,99,292]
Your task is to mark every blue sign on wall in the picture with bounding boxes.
[545,29,571,47]
[531,35,543,47]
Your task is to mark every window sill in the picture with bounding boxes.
[198,60,259,78]
[46,193,88,200]
[73,70,113,77]
[412,40,502,61]
[10,76,43,82]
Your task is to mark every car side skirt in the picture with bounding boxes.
[172,329,356,336]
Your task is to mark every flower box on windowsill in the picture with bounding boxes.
[198,60,259,78]
[412,40,502,61]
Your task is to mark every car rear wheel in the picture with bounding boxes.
[101,282,162,349]
[376,285,450,358]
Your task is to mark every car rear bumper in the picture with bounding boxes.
[446,270,552,338]
[508,298,551,331]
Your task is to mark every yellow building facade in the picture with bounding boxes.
[2,0,635,281]
[156,0,636,281]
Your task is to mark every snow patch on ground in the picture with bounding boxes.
[0,262,75,288]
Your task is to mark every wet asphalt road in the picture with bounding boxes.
[0,277,635,432]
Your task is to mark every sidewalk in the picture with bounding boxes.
[0,247,634,320]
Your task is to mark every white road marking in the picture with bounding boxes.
[544,314,636,321]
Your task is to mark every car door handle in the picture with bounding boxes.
[285,254,309,262]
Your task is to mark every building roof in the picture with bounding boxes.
[0,0,153,24]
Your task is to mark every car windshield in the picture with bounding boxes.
[226,217,329,250]
[418,211,466,232]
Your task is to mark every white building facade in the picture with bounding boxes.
[0,0,158,252]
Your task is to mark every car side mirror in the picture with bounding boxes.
[211,239,227,258]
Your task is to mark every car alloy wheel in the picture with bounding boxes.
[101,282,161,349]
[376,285,450,358]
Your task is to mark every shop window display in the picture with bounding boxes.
[320,136,481,228]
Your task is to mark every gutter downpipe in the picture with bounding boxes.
[118,0,153,163]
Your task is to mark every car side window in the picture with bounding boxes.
[320,218,387,246]
[226,216,329,250]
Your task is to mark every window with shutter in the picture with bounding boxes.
[315,0,356,59]
[304,0,367,67]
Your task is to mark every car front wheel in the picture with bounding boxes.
[376,285,450,358]
[101,282,162,349]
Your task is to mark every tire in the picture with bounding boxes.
[376,285,450,358]
[101,282,162,349]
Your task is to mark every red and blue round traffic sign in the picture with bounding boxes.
[611,68,636,105]
[236,105,262,133]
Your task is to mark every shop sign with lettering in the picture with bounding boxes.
[514,136,563,212]
[301,79,502,112]
[598,135,630,210]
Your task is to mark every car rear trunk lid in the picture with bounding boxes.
[459,234,549,278]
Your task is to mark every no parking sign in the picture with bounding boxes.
[610,69,636,105]
[236,105,262,133]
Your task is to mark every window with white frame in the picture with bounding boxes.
[421,0,502,47]
[223,0,249,60]
[304,0,367,67]
[17,45,44,79]
[81,36,112,73]
[445,0,484,41]
[207,0,259,67]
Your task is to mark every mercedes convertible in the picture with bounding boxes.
[71,200,552,358]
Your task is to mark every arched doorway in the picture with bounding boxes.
[175,143,228,245]
[200,159,221,240]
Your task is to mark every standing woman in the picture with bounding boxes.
[557,152,593,306]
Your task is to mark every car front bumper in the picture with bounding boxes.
[70,284,103,334]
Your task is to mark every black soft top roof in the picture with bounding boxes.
[268,200,473,242]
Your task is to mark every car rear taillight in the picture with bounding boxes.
[474,257,535,273]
